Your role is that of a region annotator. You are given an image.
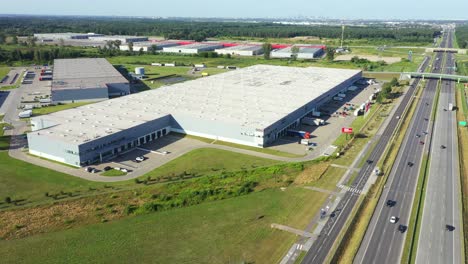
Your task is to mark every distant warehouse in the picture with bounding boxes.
[51,58,130,103]
[272,46,324,59]
[215,45,264,56]
[34,32,104,40]
[28,65,361,167]
[119,41,179,52]
[89,35,148,44]
[163,43,224,54]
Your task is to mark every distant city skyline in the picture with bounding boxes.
[1,0,467,20]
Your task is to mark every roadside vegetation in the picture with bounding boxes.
[0,117,11,150]
[456,25,468,49]
[456,80,468,264]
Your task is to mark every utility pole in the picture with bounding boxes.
[340,25,345,48]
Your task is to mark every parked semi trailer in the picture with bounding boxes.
[287,130,311,139]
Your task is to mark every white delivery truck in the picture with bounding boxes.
[18,110,32,118]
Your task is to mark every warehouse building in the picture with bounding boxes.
[272,46,324,59]
[119,41,179,51]
[51,58,130,103]
[34,32,104,40]
[162,43,224,54]
[215,45,263,56]
[88,35,148,44]
[28,65,361,167]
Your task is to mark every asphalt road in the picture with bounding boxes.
[301,57,431,263]
[354,31,450,264]
[415,29,462,264]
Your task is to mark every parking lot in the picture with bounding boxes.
[19,68,52,108]
[268,82,382,156]
[89,134,208,176]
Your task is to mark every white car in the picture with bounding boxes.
[390,216,397,224]
[135,156,145,162]
[120,168,128,173]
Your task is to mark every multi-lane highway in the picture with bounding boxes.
[354,30,450,264]
[415,29,462,264]
[301,53,431,263]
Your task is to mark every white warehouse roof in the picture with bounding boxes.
[52,58,128,91]
[31,65,360,144]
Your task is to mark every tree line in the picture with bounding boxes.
[0,16,438,43]
[456,25,468,49]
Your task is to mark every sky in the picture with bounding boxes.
[1,0,467,20]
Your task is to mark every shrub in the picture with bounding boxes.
[124,204,138,215]
[4,197,11,203]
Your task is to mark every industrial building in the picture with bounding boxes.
[162,43,224,54]
[88,35,149,44]
[34,32,104,40]
[51,58,130,103]
[119,41,179,51]
[215,45,263,56]
[28,65,361,167]
[272,46,324,59]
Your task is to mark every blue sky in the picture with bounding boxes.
[2,0,467,20]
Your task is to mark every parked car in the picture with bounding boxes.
[120,168,128,173]
[103,166,112,171]
[85,167,94,173]
[135,156,146,162]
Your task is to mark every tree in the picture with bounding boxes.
[262,43,272,60]
[149,44,158,55]
[325,47,335,61]
[138,48,144,56]
[128,42,134,52]
[389,77,399,87]
[5,197,11,203]
[11,36,18,45]
[291,46,300,60]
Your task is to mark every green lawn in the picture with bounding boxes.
[101,169,127,177]
[0,187,327,264]
[0,152,109,204]
[0,123,11,151]
[0,148,280,206]
[32,102,94,116]
[142,148,281,180]
[0,67,10,80]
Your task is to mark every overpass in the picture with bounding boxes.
[401,72,468,82]
[425,47,467,54]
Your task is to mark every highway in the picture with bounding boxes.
[415,29,462,264]
[354,30,449,264]
[301,55,431,263]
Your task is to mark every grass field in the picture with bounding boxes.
[0,148,279,207]
[101,169,127,177]
[142,148,281,180]
[0,187,327,264]
[0,122,11,151]
[0,67,10,79]
[32,102,94,116]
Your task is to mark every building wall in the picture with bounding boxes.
[28,133,81,166]
[107,83,131,97]
[171,114,260,147]
[51,87,109,103]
